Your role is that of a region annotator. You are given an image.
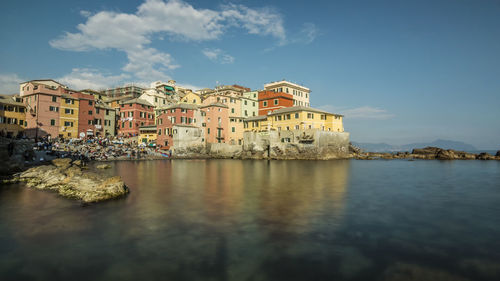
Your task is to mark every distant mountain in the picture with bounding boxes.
[352,139,477,152]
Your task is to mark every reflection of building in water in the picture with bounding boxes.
[254,160,350,238]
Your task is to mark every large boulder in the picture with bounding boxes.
[436,149,456,160]
[411,147,441,156]
[11,159,128,203]
[496,150,500,157]
[476,152,493,160]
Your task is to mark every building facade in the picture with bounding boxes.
[200,103,228,144]
[118,98,155,137]
[244,106,344,132]
[59,94,79,139]
[0,95,26,137]
[156,103,200,149]
[258,90,294,116]
[264,80,311,107]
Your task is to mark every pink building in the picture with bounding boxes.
[200,103,228,144]
[118,98,154,136]
[20,81,65,139]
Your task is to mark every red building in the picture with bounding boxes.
[118,98,154,137]
[200,103,228,144]
[156,103,198,148]
[258,90,294,116]
[70,92,97,137]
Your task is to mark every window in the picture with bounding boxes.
[286,114,291,120]
[231,108,235,114]
[64,121,73,127]
[158,129,161,135]
[321,114,326,120]
[295,125,299,130]
[253,102,255,106]
[50,119,55,126]
[52,96,57,102]
[65,99,72,104]
[207,128,210,134]
[88,110,92,115]
[88,120,93,125]
[129,121,132,128]
[106,109,109,115]
[122,122,125,128]
[274,99,278,105]
[89,101,93,106]
[307,113,314,119]
[295,113,299,119]
[65,109,73,114]
[232,127,235,132]
[244,100,247,105]
[263,101,267,107]
[96,108,100,114]
[244,110,248,116]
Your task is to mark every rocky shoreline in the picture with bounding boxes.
[350,146,500,161]
[5,158,128,203]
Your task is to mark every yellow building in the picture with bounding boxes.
[0,95,26,137]
[244,106,344,132]
[180,92,202,105]
[59,94,79,139]
[139,125,157,146]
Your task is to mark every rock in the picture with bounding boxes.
[72,160,82,166]
[12,160,128,203]
[436,149,456,160]
[411,147,441,156]
[96,164,111,169]
[476,152,493,160]
[496,151,500,157]
[51,158,72,169]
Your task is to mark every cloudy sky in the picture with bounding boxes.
[1,0,499,148]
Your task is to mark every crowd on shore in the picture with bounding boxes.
[33,136,170,163]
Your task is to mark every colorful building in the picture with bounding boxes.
[118,98,155,137]
[258,90,294,116]
[139,125,157,145]
[72,92,97,138]
[156,103,201,149]
[200,103,228,144]
[21,80,65,139]
[59,94,79,139]
[264,80,311,107]
[0,95,26,137]
[244,106,344,132]
[242,91,258,118]
[180,91,202,105]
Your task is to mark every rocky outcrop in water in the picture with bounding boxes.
[352,146,499,160]
[7,158,128,203]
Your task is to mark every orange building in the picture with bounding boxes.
[258,90,294,116]
[200,103,228,144]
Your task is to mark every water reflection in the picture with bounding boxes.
[1,160,500,281]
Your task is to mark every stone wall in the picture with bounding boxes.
[0,137,35,176]
[242,130,350,160]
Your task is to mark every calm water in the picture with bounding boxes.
[1,160,500,281]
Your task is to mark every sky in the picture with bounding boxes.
[1,0,499,149]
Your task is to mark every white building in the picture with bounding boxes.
[264,80,311,107]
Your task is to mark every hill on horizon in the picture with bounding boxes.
[352,139,478,152]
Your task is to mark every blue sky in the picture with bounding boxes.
[1,0,499,149]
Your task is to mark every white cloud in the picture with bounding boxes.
[318,105,395,120]
[299,23,318,44]
[0,73,24,94]
[80,10,92,17]
[202,48,234,64]
[50,0,284,82]
[57,68,130,90]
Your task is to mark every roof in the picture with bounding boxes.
[157,103,198,110]
[200,102,229,109]
[173,124,199,128]
[0,95,25,107]
[61,94,79,100]
[270,106,343,117]
[95,101,114,110]
[20,79,65,86]
[244,115,267,122]
[263,80,310,91]
[120,98,154,107]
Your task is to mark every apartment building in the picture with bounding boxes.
[264,80,311,107]
[59,94,79,139]
[200,103,228,144]
[244,106,344,132]
[156,103,201,149]
[0,95,26,137]
[118,98,155,136]
[258,90,294,116]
